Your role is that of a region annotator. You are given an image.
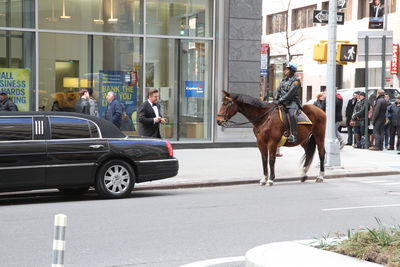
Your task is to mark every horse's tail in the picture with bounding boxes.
[301,134,316,169]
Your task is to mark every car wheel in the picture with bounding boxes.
[95,160,135,199]
[58,187,90,196]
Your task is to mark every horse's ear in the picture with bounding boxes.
[222,90,230,97]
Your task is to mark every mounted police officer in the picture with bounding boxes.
[274,62,301,143]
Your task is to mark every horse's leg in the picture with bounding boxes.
[315,137,325,183]
[259,151,269,186]
[267,144,277,186]
[300,143,309,182]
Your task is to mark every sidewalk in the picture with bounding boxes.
[135,145,400,190]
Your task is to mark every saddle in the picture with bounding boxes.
[277,106,312,146]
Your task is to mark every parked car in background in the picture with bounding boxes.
[0,112,179,199]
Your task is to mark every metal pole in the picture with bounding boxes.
[384,0,388,31]
[326,0,340,166]
[381,35,386,90]
[364,36,369,148]
[52,214,67,267]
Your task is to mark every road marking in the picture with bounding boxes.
[381,182,400,186]
[322,203,400,211]
[179,256,245,267]
[361,180,386,184]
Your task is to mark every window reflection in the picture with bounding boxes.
[39,0,142,33]
[146,0,212,37]
[0,117,33,141]
[50,117,91,139]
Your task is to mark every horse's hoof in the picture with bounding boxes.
[267,180,274,186]
[259,181,266,186]
[315,178,324,183]
[300,176,308,183]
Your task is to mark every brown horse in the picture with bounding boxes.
[216,91,326,186]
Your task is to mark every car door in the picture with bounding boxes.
[0,116,46,189]
[46,116,109,186]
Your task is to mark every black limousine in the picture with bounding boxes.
[0,112,179,198]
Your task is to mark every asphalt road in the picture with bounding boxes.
[1,175,400,267]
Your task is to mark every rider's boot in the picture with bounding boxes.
[287,113,298,143]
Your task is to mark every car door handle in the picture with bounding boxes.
[89,145,104,149]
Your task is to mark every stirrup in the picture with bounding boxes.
[287,135,297,143]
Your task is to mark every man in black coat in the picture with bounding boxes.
[0,92,18,111]
[345,92,359,145]
[137,88,166,138]
[370,89,389,150]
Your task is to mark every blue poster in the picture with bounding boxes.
[185,81,205,97]
[99,70,138,131]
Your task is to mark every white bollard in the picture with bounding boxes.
[52,214,67,267]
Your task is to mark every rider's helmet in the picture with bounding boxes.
[283,62,297,73]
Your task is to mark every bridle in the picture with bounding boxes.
[217,96,277,127]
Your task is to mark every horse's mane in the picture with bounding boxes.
[230,93,269,108]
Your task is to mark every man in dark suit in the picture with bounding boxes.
[137,88,166,138]
[345,92,359,145]
[105,91,123,128]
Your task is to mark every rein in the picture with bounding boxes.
[218,97,277,127]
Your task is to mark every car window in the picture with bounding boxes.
[89,121,100,138]
[0,117,32,141]
[49,117,91,139]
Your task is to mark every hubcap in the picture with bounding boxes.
[104,165,130,194]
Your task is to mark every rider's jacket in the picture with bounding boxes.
[274,75,301,109]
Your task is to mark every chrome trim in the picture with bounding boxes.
[0,163,96,171]
[136,158,178,164]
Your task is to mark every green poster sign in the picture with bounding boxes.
[0,68,30,111]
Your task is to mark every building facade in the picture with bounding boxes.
[262,0,400,102]
[0,0,262,144]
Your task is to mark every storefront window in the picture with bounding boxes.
[39,33,142,134]
[145,38,212,140]
[38,0,142,34]
[0,0,35,28]
[0,31,35,111]
[146,0,212,37]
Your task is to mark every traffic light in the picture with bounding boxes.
[336,44,357,62]
[313,42,328,62]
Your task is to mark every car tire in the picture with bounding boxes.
[95,160,135,199]
[58,187,90,196]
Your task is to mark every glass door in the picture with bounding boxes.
[146,38,211,141]
[177,39,212,140]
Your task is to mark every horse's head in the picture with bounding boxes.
[216,91,239,127]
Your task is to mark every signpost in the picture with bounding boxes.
[313,10,344,25]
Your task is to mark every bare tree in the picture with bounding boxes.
[280,0,305,60]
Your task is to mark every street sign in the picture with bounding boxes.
[357,31,393,61]
[337,44,357,62]
[260,69,268,76]
[313,10,345,25]
[337,0,346,9]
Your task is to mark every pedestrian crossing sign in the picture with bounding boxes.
[337,44,357,62]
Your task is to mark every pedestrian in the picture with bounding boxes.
[369,89,389,151]
[0,91,18,111]
[74,88,91,114]
[313,92,326,111]
[87,87,99,117]
[105,91,123,128]
[274,62,301,143]
[383,93,390,149]
[345,91,359,145]
[350,92,368,148]
[137,88,166,138]
[386,95,400,152]
[335,92,346,149]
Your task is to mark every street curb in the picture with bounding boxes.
[134,170,400,191]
